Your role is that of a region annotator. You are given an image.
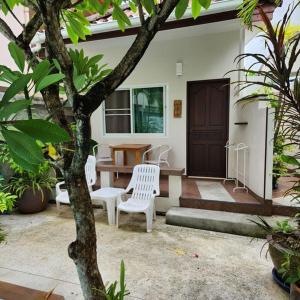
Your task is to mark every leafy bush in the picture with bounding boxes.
[0,177,16,213]
[0,144,57,199]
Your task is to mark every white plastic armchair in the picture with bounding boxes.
[55,155,97,210]
[142,145,172,167]
[117,164,160,232]
[92,144,112,163]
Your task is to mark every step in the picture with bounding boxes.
[166,207,287,238]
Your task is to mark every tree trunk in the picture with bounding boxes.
[65,114,105,300]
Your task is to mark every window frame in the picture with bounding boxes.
[103,84,168,137]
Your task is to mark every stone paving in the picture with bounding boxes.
[0,205,289,300]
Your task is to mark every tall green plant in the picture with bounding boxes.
[230,3,300,204]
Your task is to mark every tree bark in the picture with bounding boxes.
[65,113,105,300]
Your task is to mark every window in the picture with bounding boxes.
[104,90,131,133]
[104,86,165,135]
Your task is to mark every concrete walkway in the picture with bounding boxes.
[0,205,288,300]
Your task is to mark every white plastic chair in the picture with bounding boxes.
[56,155,97,210]
[92,144,113,163]
[117,164,160,232]
[142,145,172,167]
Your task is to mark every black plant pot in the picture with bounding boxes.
[272,268,290,293]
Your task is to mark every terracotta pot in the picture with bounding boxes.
[267,235,300,279]
[290,283,300,300]
[18,188,50,214]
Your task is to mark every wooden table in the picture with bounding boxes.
[110,144,151,165]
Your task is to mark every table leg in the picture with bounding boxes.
[123,150,127,165]
[105,198,116,225]
[135,150,142,165]
[111,149,116,165]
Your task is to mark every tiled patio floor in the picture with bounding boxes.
[112,174,259,204]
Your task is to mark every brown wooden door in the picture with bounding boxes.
[187,79,229,177]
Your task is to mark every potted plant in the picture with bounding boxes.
[0,144,57,214]
[252,216,300,297]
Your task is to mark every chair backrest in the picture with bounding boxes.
[93,144,111,160]
[85,155,97,189]
[127,164,160,202]
[158,145,171,161]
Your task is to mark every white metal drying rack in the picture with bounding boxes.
[223,141,236,184]
[223,141,249,193]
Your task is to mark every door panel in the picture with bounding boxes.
[187,79,229,177]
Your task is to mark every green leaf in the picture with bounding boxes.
[0,99,31,120]
[281,155,300,166]
[8,42,25,72]
[2,129,43,171]
[66,24,79,44]
[175,0,189,19]
[199,0,211,10]
[112,4,131,31]
[129,1,137,13]
[0,74,31,107]
[0,65,19,83]
[13,119,71,144]
[32,60,51,83]
[140,0,153,15]
[36,73,65,92]
[191,0,201,19]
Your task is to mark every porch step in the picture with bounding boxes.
[166,207,286,238]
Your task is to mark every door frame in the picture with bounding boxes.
[186,78,230,177]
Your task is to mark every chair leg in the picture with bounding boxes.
[146,209,153,233]
[56,200,60,211]
[153,203,156,220]
[106,199,116,225]
[116,208,120,228]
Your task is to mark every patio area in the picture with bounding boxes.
[0,204,288,300]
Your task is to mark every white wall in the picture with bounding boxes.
[78,20,269,198]
[83,21,241,163]
[0,6,28,72]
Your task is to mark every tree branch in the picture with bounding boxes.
[17,12,43,46]
[37,0,77,104]
[0,17,17,41]
[84,0,180,114]
[137,0,145,25]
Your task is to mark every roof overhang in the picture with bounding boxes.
[32,0,242,45]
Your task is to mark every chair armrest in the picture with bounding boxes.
[142,145,162,162]
[56,181,65,195]
[142,148,152,163]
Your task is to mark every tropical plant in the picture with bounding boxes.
[238,0,281,29]
[231,2,300,203]
[98,260,130,300]
[0,0,213,298]
[0,226,5,243]
[251,216,300,289]
[0,42,71,172]
[0,176,16,212]
[236,5,300,294]
[0,144,56,199]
